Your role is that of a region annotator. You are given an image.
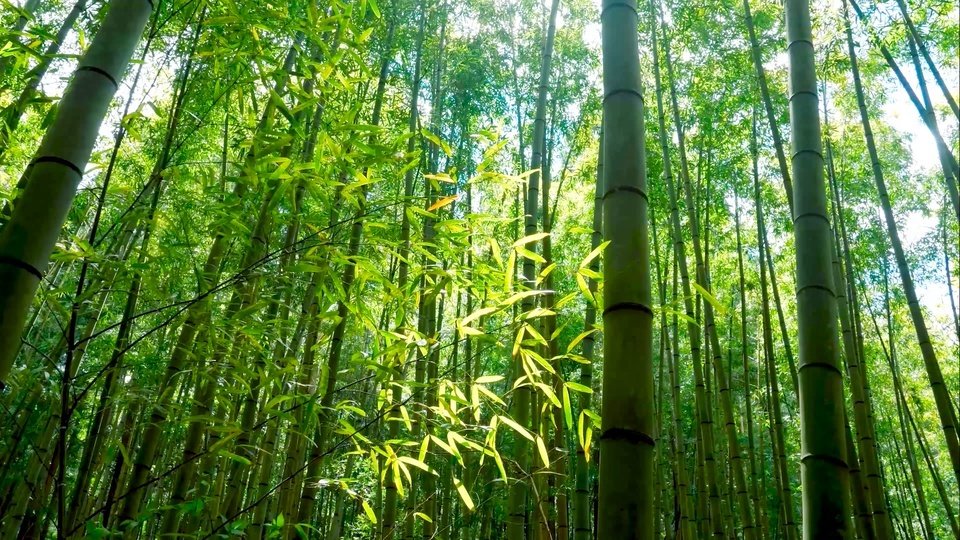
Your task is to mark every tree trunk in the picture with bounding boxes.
[0,0,153,386]
[785,0,852,535]
[383,3,426,538]
[596,0,653,537]
[507,0,560,537]
[736,177,764,540]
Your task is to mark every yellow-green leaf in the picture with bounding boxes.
[498,415,534,441]
[398,456,435,475]
[462,307,498,327]
[400,406,412,431]
[454,476,475,511]
[565,381,594,394]
[476,384,506,406]
[511,232,550,249]
[566,328,598,354]
[579,240,610,269]
[362,499,377,524]
[504,250,516,292]
[534,382,561,408]
[427,195,458,212]
[419,436,430,463]
[536,436,550,468]
[692,282,726,316]
[515,246,545,263]
[501,290,544,307]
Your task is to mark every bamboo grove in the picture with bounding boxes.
[0,0,956,536]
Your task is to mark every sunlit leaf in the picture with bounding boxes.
[579,240,610,269]
[362,499,377,524]
[498,415,534,441]
[454,476,474,511]
[427,195,458,212]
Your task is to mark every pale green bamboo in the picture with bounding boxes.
[0,0,153,385]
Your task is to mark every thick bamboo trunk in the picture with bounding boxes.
[596,0,654,537]
[784,0,853,535]
[0,0,153,386]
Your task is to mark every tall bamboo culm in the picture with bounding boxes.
[597,0,654,537]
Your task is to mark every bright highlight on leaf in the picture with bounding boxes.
[454,476,474,511]
[427,195,458,212]
[362,499,377,524]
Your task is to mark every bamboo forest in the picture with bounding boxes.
[0,0,958,536]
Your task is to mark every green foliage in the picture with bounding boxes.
[0,0,957,537]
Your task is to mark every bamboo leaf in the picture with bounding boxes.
[584,427,593,461]
[492,447,508,483]
[511,232,550,249]
[515,246,545,263]
[217,450,251,465]
[562,386,573,429]
[362,499,377,524]
[566,328,598,354]
[398,456,436,475]
[454,476,475,511]
[692,282,727,316]
[565,381,594,394]
[427,195,458,212]
[392,460,405,497]
[536,436,550,468]
[400,406,412,431]
[419,435,430,463]
[476,384,506,406]
[461,306,498,327]
[504,250,516,292]
[501,289,545,307]
[498,415,534,441]
[534,382,561,408]
[421,128,452,156]
[579,240,610,269]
